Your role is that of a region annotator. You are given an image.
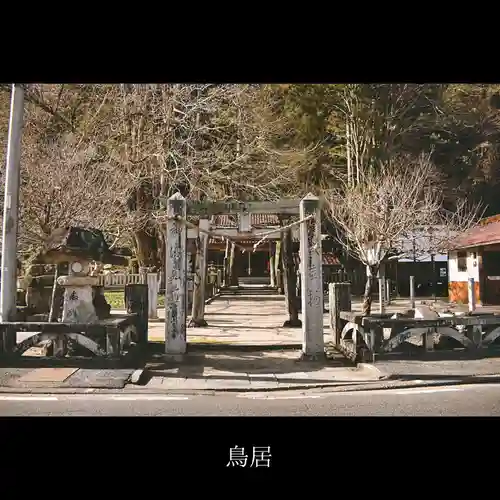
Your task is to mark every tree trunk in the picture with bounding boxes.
[229,243,242,287]
[189,226,209,327]
[282,228,301,327]
[134,229,161,269]
[130,180,161,269]
[362,265,378,316]
[223,239,230,286]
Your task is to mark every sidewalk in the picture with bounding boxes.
[127,347,384,393]
[4,295,500,395]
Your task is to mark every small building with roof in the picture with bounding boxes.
[191,213,343,285]
[448,215,500,305]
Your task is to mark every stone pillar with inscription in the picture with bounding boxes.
[165,192,187,356]
[299,193,324,359]
[147,272,159,319]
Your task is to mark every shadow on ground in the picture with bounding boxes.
[373,342,500,362]
[139,342,355,386]
[366,343,500,385]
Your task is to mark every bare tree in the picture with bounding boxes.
[0,83,309,271]
[325,154,482,315]
[18,134,131,261]
[102,84,305,268]
[330,84,442,185]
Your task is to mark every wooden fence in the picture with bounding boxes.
[97,273,161,290]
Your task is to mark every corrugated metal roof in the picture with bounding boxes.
[209,214,281,228]
[292,252,340,266]
[323,253,341,266]
[251,214,281,226]
[451,218,500,249]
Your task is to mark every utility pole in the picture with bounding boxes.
[0,84,24,322]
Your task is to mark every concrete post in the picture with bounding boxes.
[189,218,209,327]
[269,242,276,288]
[329,282,351,345]
[125,284,148,346]
[139,266,147,285]
[385,278,391,305]
[410,275,416,309]
[223,239,230,287]
[299,193,324,358]
[275,240,282,293]
[378,278,386,314]
[0,84,24,328]
[165,192,187,356]
[468,277,476,313]
[423,327,434,352]
[146,273,158,319]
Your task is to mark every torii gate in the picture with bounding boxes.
[160,193,324,360]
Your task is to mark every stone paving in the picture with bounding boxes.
[131,349,384,392]
[142,294,494,347]
[147,294,334,346]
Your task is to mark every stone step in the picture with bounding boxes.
[238,277,271,285]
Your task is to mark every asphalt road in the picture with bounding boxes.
[1,383,500,416]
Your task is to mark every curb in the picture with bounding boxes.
[1,375,499,395]
[356,363,387,380]
[186,343,303,352]
[319,374,500,393]
[0,379,381,395]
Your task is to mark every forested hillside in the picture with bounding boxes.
[1,83,499,269]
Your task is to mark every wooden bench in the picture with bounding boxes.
[0,315,138,358]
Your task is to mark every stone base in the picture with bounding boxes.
[164,354,185,363]
[299,351,326,362]
[283,318,302,328]
[188,318,208,327]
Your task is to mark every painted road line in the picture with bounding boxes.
[109,396,190,401]
[239,394,322,400]
[0,396,58,401]
[0,395,191,402]
[390,387,465,395]
[58,395,191,401]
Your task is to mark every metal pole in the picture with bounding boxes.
[410,275,416,309]
[468,277,476,313]
[0,84,24,322]
[431,253,436,302]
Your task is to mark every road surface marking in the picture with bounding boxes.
[0,395,190,402]
[0,396,58,401]
[109,396,190,401]
[239,394,322,400]
[390,387,464,395]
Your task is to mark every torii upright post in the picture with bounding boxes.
[165,192,187,356]
[189,218,210,327]
[299,193,325,359]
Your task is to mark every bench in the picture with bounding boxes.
[0,315,139,359]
